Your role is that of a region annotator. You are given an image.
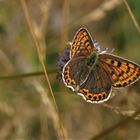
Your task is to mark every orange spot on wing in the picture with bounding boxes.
[129,63,135,68]
[113,61,118,66]
[120,66,128,72]
[112,74,117,80]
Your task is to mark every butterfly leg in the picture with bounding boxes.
[99,48,108,55]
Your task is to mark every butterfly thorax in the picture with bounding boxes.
[86,53,98,67]
[75,53,98,87]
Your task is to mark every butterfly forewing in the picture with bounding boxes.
[70,28,97,58]
[99,54,140,88]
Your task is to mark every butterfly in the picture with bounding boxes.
[62,28,140,103]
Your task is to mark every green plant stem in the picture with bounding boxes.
[0,68,59,80]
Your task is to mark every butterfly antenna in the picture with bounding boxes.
[94,40,101,52]
[99,48,108,55]
[110,48,115,54]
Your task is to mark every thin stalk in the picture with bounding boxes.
[123,0,140,34]
[20,0,67,139]
[0,68,59,80]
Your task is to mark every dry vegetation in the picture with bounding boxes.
[0,0,140,140]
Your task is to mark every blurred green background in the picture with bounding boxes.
[0,0,140,140]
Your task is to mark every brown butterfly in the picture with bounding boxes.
[62,28,140,103]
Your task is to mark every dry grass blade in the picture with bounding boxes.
[20,0,67,139]
[39,0,52,35]
[103,103,140,120]
[123,0,140,34]
[0,105,28,139]
[20,0,57,111]
[60,0,69,50]
[33,81,68,140]
[0,102,15,117]
[75,0,121,25]
[90,109,140,140]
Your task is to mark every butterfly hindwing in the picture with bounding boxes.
[78,64,112,103]
[70,28,97,58]
[99,53,140,88]
[62,56,112,103]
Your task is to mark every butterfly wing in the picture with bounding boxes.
[62,57,91,91]
[99,53,140,88]
[78,64,112,103]
[70,28,98,58]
